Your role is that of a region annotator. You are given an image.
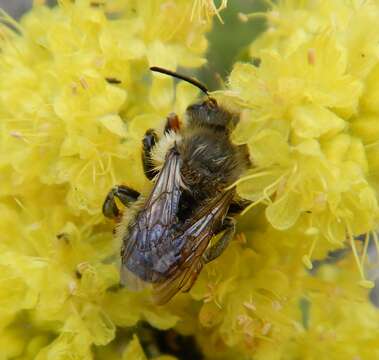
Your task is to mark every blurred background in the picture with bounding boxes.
[0,0,267,89]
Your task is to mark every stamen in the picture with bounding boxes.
[255,334,275,342]
[234,173,288,218]
[208,0,228,24]
[13,197,26,211]
[347,225,364,279]
[263,173,288,204]
[97,156,106,173]
[191,0,228,24]
[240,196,268,216]
[0,9,23,34]
[225,169,278,190]
[76,160,92,181]
[302,236,318,270]
[347,225,374,288]
[238,12,268,23]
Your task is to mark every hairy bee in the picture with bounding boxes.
[103,67,250,304]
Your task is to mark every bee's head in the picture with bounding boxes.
[186,98,220,128]
[186,98,239,131]
[149,67,239,131]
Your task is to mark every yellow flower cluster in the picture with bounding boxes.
[1,0,379,359]
[230,0,379,281]
[189,226,379,359]
[0,0,208,358]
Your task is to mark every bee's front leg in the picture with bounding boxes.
[202,217,236,264]
[142,113,181,180]
[142,129,159,180]
[102,185,140,219]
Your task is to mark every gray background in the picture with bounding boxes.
[0,0,32,18]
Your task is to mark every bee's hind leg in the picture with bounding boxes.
[202,199,252,262]
[202,217,236,264]
[102,185,140,219]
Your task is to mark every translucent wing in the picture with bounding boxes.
[121,147,183,286]
[152,189,235,304]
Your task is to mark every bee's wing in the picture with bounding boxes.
[144,148,182,232]
[121,148,182,286]
[152,190,235,305]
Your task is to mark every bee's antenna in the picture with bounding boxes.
[150,66,209,96]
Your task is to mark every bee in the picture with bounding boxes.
[102,67,250,304]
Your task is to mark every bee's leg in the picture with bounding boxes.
[102,185,140,219]
[227,199,252,216]
[142,114,180,180]
[142,129,159,180]
[164,112,180,133]
[202,217,236,264]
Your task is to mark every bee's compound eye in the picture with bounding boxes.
[186,103,201,113]
[187,100,212,115]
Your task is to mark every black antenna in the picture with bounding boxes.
[150,66,209,96]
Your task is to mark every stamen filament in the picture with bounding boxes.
[225,170,278,190]
[346,224,372,288]
[360,232,370,270]
[240,196,268,216]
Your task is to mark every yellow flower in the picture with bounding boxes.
[187,226,379,359]
[227,0,379,286]
[276,259,379,360]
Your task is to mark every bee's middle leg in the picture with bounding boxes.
[202,217,236,264]
[227,199,252,216]
[103,185,140,219]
